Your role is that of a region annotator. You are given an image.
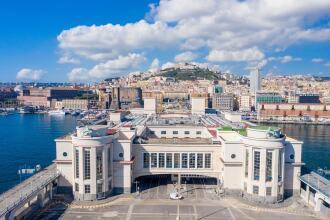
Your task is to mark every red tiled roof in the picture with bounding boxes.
[208,129,217,138]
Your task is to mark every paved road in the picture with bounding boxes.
[34,175,323,220]
[36,198,322,220]
[137,175,219,201]
[0,164,58,217]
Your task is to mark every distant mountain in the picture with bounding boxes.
[158,66,221,81]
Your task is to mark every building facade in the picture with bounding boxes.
[250,68,261,94]
[239,94,252,111]
[258,103,330,122]
[55,112,303,203]
[110,87,143,109]
[256,92,282,104]
[212,93,234,111]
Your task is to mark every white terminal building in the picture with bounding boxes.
[54,98,304,203]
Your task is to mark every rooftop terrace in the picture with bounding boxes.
[217,126,247,136]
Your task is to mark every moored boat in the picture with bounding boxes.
[48,109,66,115]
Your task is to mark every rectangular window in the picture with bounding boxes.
[143,153,150,168]
[253,185,259,195]
[245,149,249,178]
[151,153,157,168]
[173,131,178,135]
[75,149,79,178]
[253,151,260,181]
[84,149,91,180]
[84,184,91,194]
[161,131,166,135]
[278,150,282,181]
[97,183,103,193]
[196,131,201,135]
[205,153,211,168]
[174,153,180,168]
[159,153,165,168]
[266,187,272,196]
[108,148,112,177]
[108,180,112,191]
[181,153,188,168]
[244,182,247,191]
[184,131,190,135]
[166,153,173,168]
[189,153,196,168]
[197,153,203,168]
[266,151,273,182]
[96,150,103,180]
[75,183,79,192]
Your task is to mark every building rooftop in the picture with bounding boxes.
[300,172,330,199]
[217,131,242,142]
[217,126,247,136]
[56,133,73,141]
[250,125,280,131]
[134,137,214,145]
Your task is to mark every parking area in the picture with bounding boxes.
[37,198,322,220]
[135,175,219,200]
[33,175,324,220]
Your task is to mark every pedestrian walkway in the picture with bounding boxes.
[0,164,59,218]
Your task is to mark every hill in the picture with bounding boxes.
[158,67,220,81]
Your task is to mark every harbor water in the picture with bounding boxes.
[0,113,77,193]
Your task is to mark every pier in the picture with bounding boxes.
[300,172,330,218]
[0,164,59,220]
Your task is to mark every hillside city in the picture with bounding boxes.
[1,63,330,123]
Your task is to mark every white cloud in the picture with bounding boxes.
[311,58,324,63]
[67,68,90,82]
[68,53,146,82]
[16,68,46,81]
[58,55,80,64]
[58,20,178,62]
[149,58,161,73]
[181,38,206,50]
[161,62,175,70]
[57,0,330,72]
[325,62,330,67]
[206,47,265,62]
[246,59,268,70]
[268,55,302,63]
[174,51,198,62]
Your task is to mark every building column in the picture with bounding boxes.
[314,194,322,211]
[305,185,310,204]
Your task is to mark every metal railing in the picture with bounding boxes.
[0,171,59,217]
[300,172,330,199]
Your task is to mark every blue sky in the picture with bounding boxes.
[1,0,330,82]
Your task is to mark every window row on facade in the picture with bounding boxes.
[160,130,202,135]
[143,152,212,169]
[245,149,277,182]
[244,183,273,196]
[74,147,112,181]
[75,182,109,194]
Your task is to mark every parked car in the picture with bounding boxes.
[170,192,183,200]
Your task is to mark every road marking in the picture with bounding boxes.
[193,204,198,220]
[227,207,237,220]
[229,204,254,220]
[193,179,197,200]
[177,200,180,220]
[125,203,134,220]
